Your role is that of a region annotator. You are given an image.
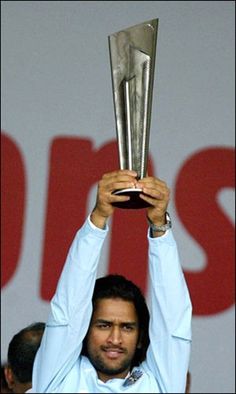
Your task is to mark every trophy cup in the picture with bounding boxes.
[108,18,158,209]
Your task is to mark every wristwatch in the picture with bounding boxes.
[147,212,172,233]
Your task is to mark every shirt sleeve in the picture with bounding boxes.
[144,229,192,393]
[32,217,108,393]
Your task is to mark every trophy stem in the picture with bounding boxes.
[124,79,133,170]
[141,59,150,179]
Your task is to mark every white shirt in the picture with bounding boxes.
[32,217,192,393]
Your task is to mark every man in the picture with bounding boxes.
[4,322,45,393]
[32,170,192,393]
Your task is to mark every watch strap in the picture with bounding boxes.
[147,212,172,232]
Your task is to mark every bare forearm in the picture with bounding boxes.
[90,209,108,229]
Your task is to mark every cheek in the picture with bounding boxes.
[87,329,105,350]
[130,334,140,350]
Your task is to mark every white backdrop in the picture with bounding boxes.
[1,1,235,393]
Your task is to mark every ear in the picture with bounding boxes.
[4,366,15,389]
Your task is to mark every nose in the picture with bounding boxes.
[107,326,122,345]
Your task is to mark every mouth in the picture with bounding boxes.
[102,347,125,360]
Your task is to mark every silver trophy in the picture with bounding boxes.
[109,19,158,208]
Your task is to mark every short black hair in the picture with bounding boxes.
[82,274,150,366]
[7,322,45,383]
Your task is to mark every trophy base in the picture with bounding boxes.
[112,188,151,209]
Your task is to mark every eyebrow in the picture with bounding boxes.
[93,319,138,327]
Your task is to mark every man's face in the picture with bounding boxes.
[86,297,140,382]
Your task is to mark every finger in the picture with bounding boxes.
[137,179,169,197]
[103,170,137,180]
[112,180,137,191]
[99,181,136,194]
[110,174,138,185]
[139,193,168,209]
[139,193,158,208]
[109,194,130,203]
[142,187,166,200]
[137,176,168,187]
[100,177,138,192]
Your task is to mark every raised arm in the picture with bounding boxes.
[137,177,192,393]
[32,170,138,393]
[33,218,108,392]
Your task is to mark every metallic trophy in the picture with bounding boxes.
[108,18,158,208]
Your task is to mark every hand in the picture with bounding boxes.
[91,170,138,228]
[136,176,170,227]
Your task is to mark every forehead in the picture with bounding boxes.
[92,298,138,322]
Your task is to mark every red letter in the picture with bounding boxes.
[175,147,235,315]
[1,132,26,288]
[40,138,153,300]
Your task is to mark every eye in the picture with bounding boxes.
[122,324,135,332]
[96,322,110,329]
